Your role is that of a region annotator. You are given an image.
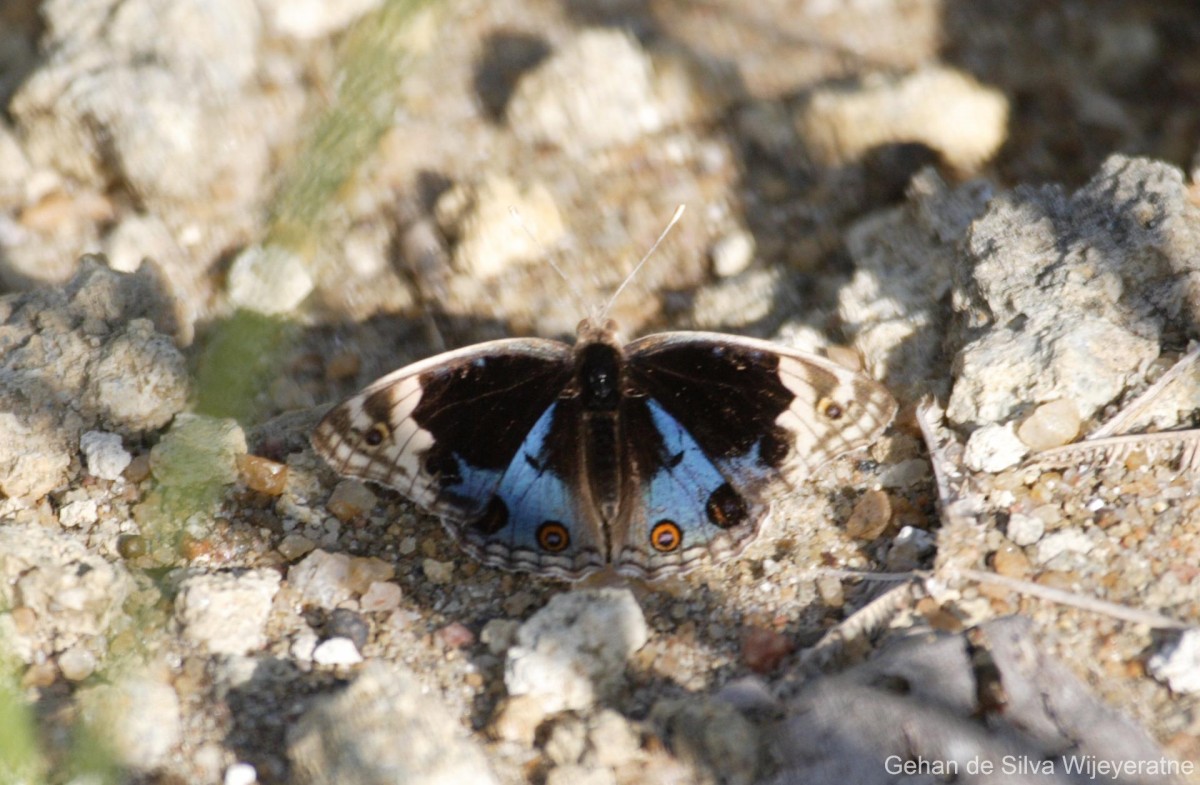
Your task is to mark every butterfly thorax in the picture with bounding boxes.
[570,319,627,527]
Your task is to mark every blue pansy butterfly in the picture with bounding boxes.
[312,213,896,580]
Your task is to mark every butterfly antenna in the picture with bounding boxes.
[508,206,590,318]
[599,204,685,322]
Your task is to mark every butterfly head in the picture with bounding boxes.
[576,316,621,346]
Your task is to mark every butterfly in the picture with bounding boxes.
[312,315,896,580]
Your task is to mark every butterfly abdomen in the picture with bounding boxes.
[575,337,626,527]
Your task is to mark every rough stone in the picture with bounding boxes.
[289,662,500,785]
[0,523,134,661]
[176,569,281,655]
[505,588,648,713]
[79,675,182,772]
[948,156,1200,430]
[80,430,132,481]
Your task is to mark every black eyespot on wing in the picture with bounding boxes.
[706,483,748,529]
[472,497,509,535]
[365,422,390,447]
[650,520,682,552]
[424,448,462,487]
[537,521,570,553]
[817,397,844,421]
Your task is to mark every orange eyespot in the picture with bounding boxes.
[537,521,571,553]
[650,521,682,552]
[816,397,844,421]
[364,422,390,446]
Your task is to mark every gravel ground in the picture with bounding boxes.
[0,1,1199,784]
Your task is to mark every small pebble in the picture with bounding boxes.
[436,621,475,650]
[80,430,132,481]
[347,556,394,594]
[224,762,258,785]
[990,544,1030,578]
[291,630,318,662]
[422,559,454,585]
[844,489,891,540]
[740,626,792,674]
[21,661,58,689]
[58,499,98,528]
[1147,629,1200,694]
[1017,399,1081,451]
[10,606,37,635]
[312,637,364,666]
[117,532,146,561]
[124,453,152,483]
[963,423,1027,472]
[488,694,549,745]
[58,646,97,681]
[1005,512,1045,546]
[276,533,317,561]
[359,581,402,612]
[711,229,755,277]
[237,454,288,496]
[480,618,521,656]
[326,608,370,651]
[1035,529,1093,565]
[326,480,377,522]
[814,574,844,608]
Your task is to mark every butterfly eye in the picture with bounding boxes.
[816,397,844,421]
[364,422,391,446]
[650,521,682,552]
[536,521,571,553]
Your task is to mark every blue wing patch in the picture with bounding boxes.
[641,399,729,535]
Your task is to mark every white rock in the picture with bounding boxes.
[507,29,669,156]
[963,423,1027,472]
[0,524,133,659]
[711,229,755,277]
[1147,629,1200,694]
[289,662,500,785]
[1016,398,1082,451]
[80,430,132,481]
[359,581,402,613]
[1006,512,1045,546]
[288,550,354,609]
[58,645,97,681]
[291,629,319,663]
[312,637,364,666]
[227,245,315,315]
[795,66,1008,172]
[80,676,181,772]
[58,498,98,528]
[434,175,564,279]
[224,762,258,785]
[89,319,190,431]
[260,0,381,39]
[176,569,281,655]
[505,588,648,713]
[1034,529,1094,566]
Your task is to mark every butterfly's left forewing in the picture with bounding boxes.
[313,338,572,516]
[616,332,896,577]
